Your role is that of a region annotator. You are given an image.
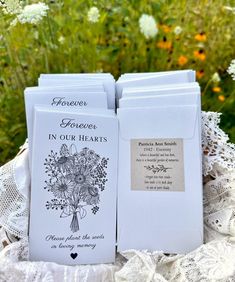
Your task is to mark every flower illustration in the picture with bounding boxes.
[75,147,100,170]
[74,172,87,185]
[55,144,74,172]
[139,14,158,39]
[70,167,93,189]
[44,144,108,233]
[55,156,74,172]
[80,185,100,206]
[51,177,74,199]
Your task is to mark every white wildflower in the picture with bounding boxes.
[211,72,221,83]
[227,59,235,80]
[87,7,100,23]
[0,0,22,15]
[174,26,182,35]
[139,14,158,39]
[223,6,235,14]
[197,42,205,48]
[58,36,65,44]
[17,2,49,25]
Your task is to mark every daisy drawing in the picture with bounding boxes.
[44,144,108,232]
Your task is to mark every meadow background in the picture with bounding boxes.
[0,0,235,165]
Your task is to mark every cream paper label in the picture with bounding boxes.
[131,139,185,192]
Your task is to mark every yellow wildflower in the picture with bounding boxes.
[218,95,225,102]
[194,50,206,61]
[195,32,207,42]
[196,70,204,79]
[157,40,172,50]
[212,86,221,93]
[160,24,171,33]
[178,55,188,66]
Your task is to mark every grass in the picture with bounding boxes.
[0,0,235,165]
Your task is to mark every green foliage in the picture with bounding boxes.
[0,0,235,165]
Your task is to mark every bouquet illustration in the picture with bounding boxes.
[44,144,108,232]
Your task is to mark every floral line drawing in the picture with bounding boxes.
[44,144,108,233]
[144,164,172,174]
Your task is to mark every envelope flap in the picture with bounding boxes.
[118,105,198,140]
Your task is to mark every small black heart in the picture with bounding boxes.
[70,253,78,259]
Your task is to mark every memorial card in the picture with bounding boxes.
[29,107,118,265]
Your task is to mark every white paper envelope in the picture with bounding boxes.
[116,72,196,99]
[39,76,115,109]
[119,92,200,108]
[38,79,103,87]
[119,70,195,80]
[40,73,114,78]
[29,107,118,265]
[117,105,203,254]
[25,84,105,93]
[122,83,200,98]
[24,90,108,169]
[39,106,116,117]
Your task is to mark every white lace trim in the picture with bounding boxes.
[0,151,29,238]
[201,111,235,176]
[204,172,235,238]
[1,239,235,281]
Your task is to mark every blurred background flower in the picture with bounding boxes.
[227,59,235,80]
[87,6,100,23]
[139,14,158,39]
[16,2,49,25]
[0,0,22,15]
[0,0,234,165]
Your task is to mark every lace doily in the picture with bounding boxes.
[201,111,235,177]
[0,111,235,281]
[0,143,29,238]
[116,239,235,281]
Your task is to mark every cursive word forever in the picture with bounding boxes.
[60,118,97,130]
[51,97,88,107]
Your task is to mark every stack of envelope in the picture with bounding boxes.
[25,73,116,168]
[116,70,203,254]
[25,74,118,265]
[24,70,203,265]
